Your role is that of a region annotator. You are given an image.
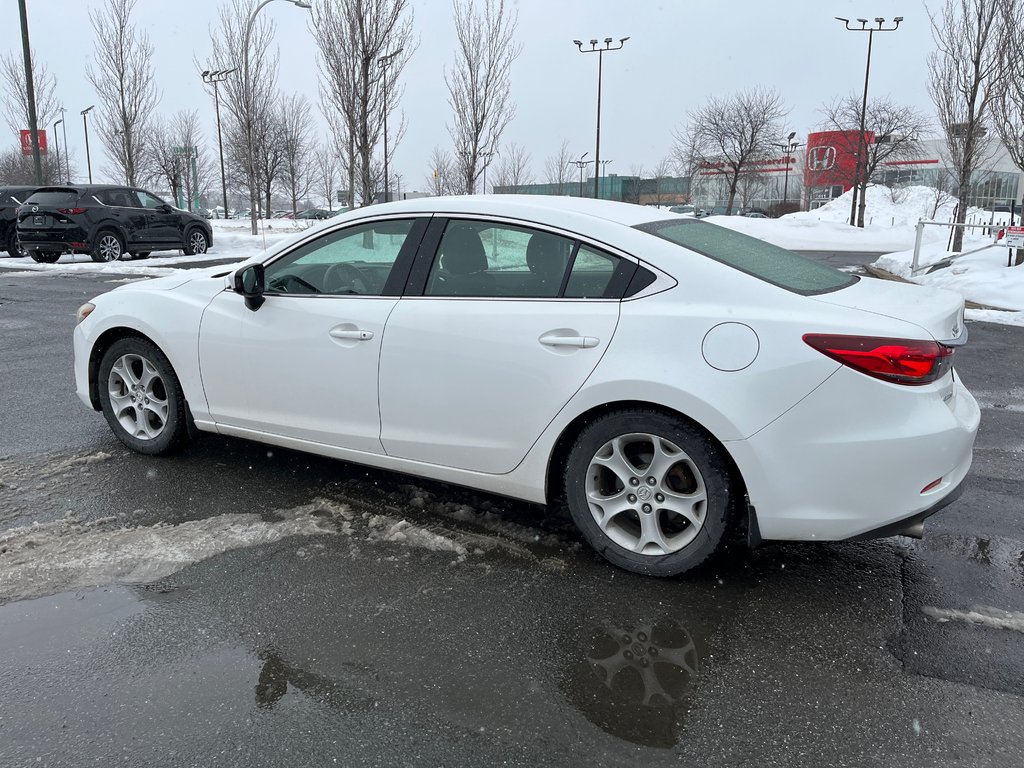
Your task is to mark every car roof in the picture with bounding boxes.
[358,195,673,229]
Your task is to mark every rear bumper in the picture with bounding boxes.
[848,479,963,540]
[725,367,980,541]
[18,226,89,251]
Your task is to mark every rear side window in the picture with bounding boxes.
[25,189,79,207]
[636,219,857,295]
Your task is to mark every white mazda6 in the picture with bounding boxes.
[73,196,980,576]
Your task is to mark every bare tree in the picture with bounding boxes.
[543,139,573,195]
[86,0,159,185]
[651,157,676,206]
[1,51,59,137]
[820,95,931,227]
[276,93,315,215]
[928,0,1007,250]
[991,0,1024,222]
[0,148,62,185]
[207,0,280,226]
[674,87,787,215]
[492,142,532,192]
[146,111,213,210]
[313,146,341,211]
[313,0,415,206]
[426,145,456,195]
[446,0,522,194]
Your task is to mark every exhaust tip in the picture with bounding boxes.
[898,521,925,539]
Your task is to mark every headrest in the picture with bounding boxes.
[441,226,487,274]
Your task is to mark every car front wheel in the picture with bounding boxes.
[98,337,190,455]
[91,231,124,262]
[564,409,732,577]
[184,228,208,255]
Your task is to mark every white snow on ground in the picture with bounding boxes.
[923,605,1024,634]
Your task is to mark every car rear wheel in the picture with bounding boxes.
[98,337,190,455]
[6,230,26,258]
[28,250,60,264]
[564,409,732,577]
[91,231,124,262]
[184,228,208,255]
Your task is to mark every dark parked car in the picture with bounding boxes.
[0,185,37,258]
[16,185,213,263]
[295,208,331,220]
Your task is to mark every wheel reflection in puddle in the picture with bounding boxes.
[565,618,700,748]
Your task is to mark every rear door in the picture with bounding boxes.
[94,188,149,247]
[377,218,631,474]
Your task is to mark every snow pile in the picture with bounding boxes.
[366,516,468,559]
[709,185,1000,253]
[923,604,1024,634]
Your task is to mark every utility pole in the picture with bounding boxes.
[18,0,43,184]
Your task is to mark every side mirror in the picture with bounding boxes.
[233,263,265,311]
[158,203,173,213]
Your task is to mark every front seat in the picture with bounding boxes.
[433,225,492,295]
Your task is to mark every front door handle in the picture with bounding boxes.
[329,328,374,341]
[539,333,599,349]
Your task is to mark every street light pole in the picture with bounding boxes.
[80,105,94,183]
[567,152,591,197]
[53,119,62,184]
[202,68,237,219]
[17,0,42,184]
[573,36,628,199]
[242,0,311,234]
[58,107,69,182]
[835,16,902,228]
[379,49,400,203]
[771,131,803,213]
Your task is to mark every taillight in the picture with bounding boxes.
[803,334,953,386]
[57,207,87,215]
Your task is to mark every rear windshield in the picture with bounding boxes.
[636,219,858,295]
[25,189,79,206]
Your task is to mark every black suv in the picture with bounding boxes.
[16,185,213,263]
[0,186,37,258]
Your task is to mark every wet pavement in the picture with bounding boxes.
[1,266,1023,766]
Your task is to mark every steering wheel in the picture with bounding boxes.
[323,262,371,295]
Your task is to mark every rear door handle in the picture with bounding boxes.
[539,333,599,349]
[329,328,374,341]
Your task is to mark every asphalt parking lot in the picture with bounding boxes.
[1,265,1022,767]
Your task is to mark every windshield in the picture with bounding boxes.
[636,218,858,295]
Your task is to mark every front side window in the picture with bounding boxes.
[264,218,417,296]
[136,191,166,209]
[425,220,576,298]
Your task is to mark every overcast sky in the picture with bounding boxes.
[4,0,942,193]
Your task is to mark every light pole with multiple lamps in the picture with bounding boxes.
[573,36,628,199]
[242,0,311,233]
[80,105,94,183]
[201,68,237,219]
[771,131,802,213]
[835,16,902,227]
[379,49,400,203]
[568,152,592,197]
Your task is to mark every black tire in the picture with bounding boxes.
[563,409,732,577]
[6,229,26,258]
[183,227,209,255]
[97,337,190,455]
[133,252,151,260]
[29,250,60,264]
[91,230,124,263]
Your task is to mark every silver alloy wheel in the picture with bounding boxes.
[585,433,708,556]
[587,620,699,706]
[96,233,122,261]
[106,353,169,440]
[188,230,208,253]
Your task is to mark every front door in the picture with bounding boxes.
[198,217,427,454]
[135,190,179,245]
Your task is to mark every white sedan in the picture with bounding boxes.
[73,196,980,576]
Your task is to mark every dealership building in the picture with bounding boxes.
[496,132,1024,214]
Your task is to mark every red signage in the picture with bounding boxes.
[19,129,47,156]
[804,130,870,191]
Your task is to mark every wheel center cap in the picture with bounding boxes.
[637,487,652,501]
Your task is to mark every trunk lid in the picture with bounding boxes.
[812,278,966,343]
